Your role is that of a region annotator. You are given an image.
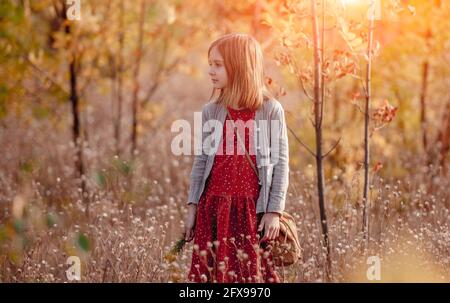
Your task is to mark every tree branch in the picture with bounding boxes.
[322,136,342,159]
[286,124,316,158]
[291,56,314,101]
[25,56,69,95]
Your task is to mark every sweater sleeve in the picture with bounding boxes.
[187,104,210,204]
[266,101,289,214]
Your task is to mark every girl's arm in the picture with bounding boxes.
[187,104,210,205]
[185,104,210,242]
[259,101,289,242]
[267,101,290,214]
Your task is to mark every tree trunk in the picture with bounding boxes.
[115,0,125,157]
[362,7,375,252]
[420,60,429,153]
[63,4,88,216]
[311,0,331,282]
[436,101,450,175]
[130,0,146,158]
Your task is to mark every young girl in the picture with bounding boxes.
[184,33,289,283]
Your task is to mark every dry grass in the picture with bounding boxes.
[0,100,449,283]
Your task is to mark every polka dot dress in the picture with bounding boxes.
[188,106,280,283]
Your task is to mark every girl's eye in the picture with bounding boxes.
[208,62,221,67]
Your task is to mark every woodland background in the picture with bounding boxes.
[0,0,448,282]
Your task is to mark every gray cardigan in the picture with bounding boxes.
[187,98,289,214]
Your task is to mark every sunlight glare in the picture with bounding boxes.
[341,0,364,5]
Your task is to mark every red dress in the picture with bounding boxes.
[188,106,280,283]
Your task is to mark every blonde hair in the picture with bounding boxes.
[207,33,273,111]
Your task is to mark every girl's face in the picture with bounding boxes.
[208,46,228,89]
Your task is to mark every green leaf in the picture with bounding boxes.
[113,158,134,176]
[0,85,7,118]
[0,225,7,242]
[32,105,49,120]
[77,233,90,252]
[169,235,187,256]
[20,160,33,173]
[96,170,106,188]
[46,213,58,228]
[13,218,24,234]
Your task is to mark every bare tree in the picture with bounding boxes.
[114,0,125,157]
[310,0,331,281]
[60,1,88,216]
[361,1,376,251]
[130,0,146,158]
[436,101,450,175]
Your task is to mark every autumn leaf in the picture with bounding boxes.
[373,161,383,173]
[372,99,398,123]
[349,91,362,104]
[407,5,416,16]
[260,12,273,28]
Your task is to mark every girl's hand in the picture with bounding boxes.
[184,203,197,242]
[258,212,281,242]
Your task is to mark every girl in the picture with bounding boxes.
[184,33,289,283]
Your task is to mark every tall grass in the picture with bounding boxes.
[0,102,448,282]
